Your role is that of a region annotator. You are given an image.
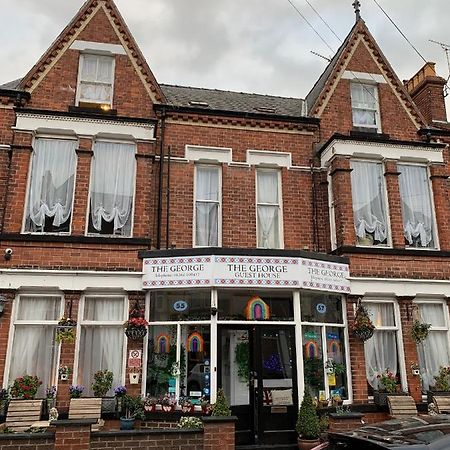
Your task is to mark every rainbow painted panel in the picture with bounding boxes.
[187,332,204,353]
[155,334,170,354]
[327,339,341,355]
[304,340,320,359]
[244,295,270,320]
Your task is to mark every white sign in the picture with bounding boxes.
[271,389,293,406]
[142,255,350,293]
[316,303,327,314]
[173,300,188,312]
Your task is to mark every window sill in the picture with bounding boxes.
[68,105,117,116]
[2,232,149,246]
[333,245,450,258]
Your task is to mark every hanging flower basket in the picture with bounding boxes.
[125,327,148,340]
[55,317,77,344]
[352,303,375,342]
[124,303,148,340]
[411,320,431,344]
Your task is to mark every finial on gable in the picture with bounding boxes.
[352,0,361,21]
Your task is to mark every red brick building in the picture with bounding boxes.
[0,0,449,446]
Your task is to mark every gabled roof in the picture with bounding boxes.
[18,0,165,103]
[305,19,426,129]
[161,84,307,118]
[0,79,22,91]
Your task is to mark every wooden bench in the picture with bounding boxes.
[387,395,417,419]
[4,399,43,432]
[432,396,450,414]
[69,398,104,431]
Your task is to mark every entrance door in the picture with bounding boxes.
[218,325,298,446]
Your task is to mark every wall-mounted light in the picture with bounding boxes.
[0,296,7,317]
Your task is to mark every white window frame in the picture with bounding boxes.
[85,139,137,238]
[73,293,128,387]
[22,135,78,235]
[75,53,115,108]
[362,298,408,394]
[4,292,64,391]
[350,82,381,132]
[397,162,439,250]
[297,293,352,404]
[145,290,213,402]
[256,168,284,249]
[350,158,392,248]
[193,164,222,247]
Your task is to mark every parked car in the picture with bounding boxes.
[322,415,450,449]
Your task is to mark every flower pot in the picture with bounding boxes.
[45,398,56,416]
[144,404,156,413]
[0,400,8,417]
[125,327,148,340]
[101,397,117,414]
[374,391,407,406]
[120,417,135,430]
[181,405,194,413]
[353,327,374,341]
[297,437,320,450]
[161,404,175,413]
[427,390,450,404]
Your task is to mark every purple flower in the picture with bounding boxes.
[114,385,127,397]
[46,386,57,399]
[69,385,84,398]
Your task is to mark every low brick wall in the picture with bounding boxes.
[91,429,204,449]
[0,432,54,450]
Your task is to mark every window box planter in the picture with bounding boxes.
[427,391,450,405]
[373,391,407,406]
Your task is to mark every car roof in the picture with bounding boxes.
[328,415,450,449]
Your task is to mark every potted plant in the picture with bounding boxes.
[144,396,157,413]
[352,304,375,341]
[0,389,9,416]
[124,305,148,340]
[211,388,231,416]
[159,394,176,412]
[120,394,144,430]
[92,370,114,412]
[427,366,450,403]
[180,397,194,413]
[114,385,127,414]
[177,416,203,429]
[411,320,431,344]
[373,369,405,406]
[296,391,321,450]
[58,365,71,381]
[69,385,84,398]
[55,317,77,344]
[201,397,212,415]
[10,375,42,399]
[331,393,343,407]
[45,386,57,414]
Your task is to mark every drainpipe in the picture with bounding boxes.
[165,145,171,250]
[156,107,166,249]
[310,159,319,252]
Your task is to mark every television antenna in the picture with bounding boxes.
[430,39,450,96]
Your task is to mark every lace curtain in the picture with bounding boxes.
[79,54,113,103]
[195,167,219,246]
[351,83,377,126]
[416,303,450,391]
[26,138,76,231]
[398,165,434,247]
[9,296,61,398]
[90,141,136,235]
[351,161,388,244]
[78,297,125,396]
[257,171,280,249]
[364,303,398,390]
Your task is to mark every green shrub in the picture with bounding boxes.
[92,370,113,397]
[296,391,320,440]
[211,388,231,416]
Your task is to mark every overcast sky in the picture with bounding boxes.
[1,0,450,107]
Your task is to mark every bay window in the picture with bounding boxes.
[256,169,282,249]
[363,300,405,393]
[24,138,77,233]
[398,164,436,248]
[8,295,63,397]
[88,141,136,236]
[194,165,221,247]
[350,82,380,131]
[350,161,389,246]
[76,295,127,396]
[415,301,450,392]
[77,53,114,108]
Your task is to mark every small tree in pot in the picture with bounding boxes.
[120,395,145,430]
[296,391,321,450]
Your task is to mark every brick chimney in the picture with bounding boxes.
[405,62,447,124]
